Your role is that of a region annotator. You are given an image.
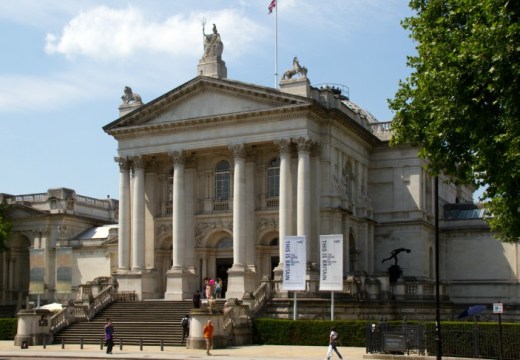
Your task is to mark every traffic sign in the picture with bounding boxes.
[493,303,503,314]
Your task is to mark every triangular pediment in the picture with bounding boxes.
[7,204,47,220]
[104,76,310,132]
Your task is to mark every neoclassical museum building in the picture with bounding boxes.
[2,26,519,312]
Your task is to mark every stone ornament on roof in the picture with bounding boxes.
[202,23,224,61]
[282,57,308,80]
[121,86,142,105]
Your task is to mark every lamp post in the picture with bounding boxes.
[434,175,442,359]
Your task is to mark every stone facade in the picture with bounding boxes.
[0,188,118,308]
[2,32,519,313]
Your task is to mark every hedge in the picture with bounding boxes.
[0,319,17,340]
[252,318,369,346]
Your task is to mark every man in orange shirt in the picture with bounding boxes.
[203,319,214,355]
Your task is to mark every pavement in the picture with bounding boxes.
[0,341,368,360]
[0,341,484,360]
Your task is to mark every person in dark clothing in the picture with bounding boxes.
[181,314,190,344]
[193,290,201,308]
[104,318,115,354]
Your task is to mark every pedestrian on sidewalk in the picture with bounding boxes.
[203,319,214,356]
[181,314,190,344]
[325,326,343,360]
[104,318,115,355]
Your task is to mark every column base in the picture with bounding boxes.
[225,266,256,300]
[114,270,161,300]
[164,267,197,300]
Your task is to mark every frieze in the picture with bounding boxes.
[195,221,233,247]
[257,217,278,233]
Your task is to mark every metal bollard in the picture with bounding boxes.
[140,338,143,351]
[43,337,46,349]
[80,338,84,349]
[160,339,164,351]
[119,338,123,350]
[61,338,65,349]
[100,338,104,350]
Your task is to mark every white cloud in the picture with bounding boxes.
[44,5,266,61]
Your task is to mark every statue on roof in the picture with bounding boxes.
[121,86,142,105]
[202,23,224,61]
[282,57,308,80]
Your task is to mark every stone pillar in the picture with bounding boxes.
[131,156,145,271]
[226,144,254,299]
[171,151,185,269]
[116,157,131,270]
[275,139,292,270]
[245,154,256,270]
[231,144,246,269]
[144,161,157,271]
[165,151,194,300]
[296,138,312,256]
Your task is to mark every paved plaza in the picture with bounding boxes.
[0,341,479,360]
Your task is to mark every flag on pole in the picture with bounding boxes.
[268,0,276,14]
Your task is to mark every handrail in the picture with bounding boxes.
[243,275,272,315]
[50,284,115,333]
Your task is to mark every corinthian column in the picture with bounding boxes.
[115,157,131,270]
[170,150,185,269]
[131,156,145,271]
[275,139,292,268]
[230,144,246,268]
[296,137,312,256]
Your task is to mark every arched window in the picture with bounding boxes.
[217,237,233,249]
[268,157,280,197]
[215,160,230,200]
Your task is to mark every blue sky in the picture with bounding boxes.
[0,0,416,200]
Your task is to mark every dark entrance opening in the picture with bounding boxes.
[216,257,233,298]
[271,256,279,280]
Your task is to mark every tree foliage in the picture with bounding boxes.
[0,205,12,251]
[389,0,520,242]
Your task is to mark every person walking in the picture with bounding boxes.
[104,318,115,355]
[193,290,201,308]
[181,314,190,344]
[325,327,343,360]
[203,319,214,356]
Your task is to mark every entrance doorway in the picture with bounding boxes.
[216,258,232,298]
[270,256,279,280]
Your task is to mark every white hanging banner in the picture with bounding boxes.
[282,235,307,291]
[319,234,344,291]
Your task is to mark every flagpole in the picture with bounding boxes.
[275,0,279,88]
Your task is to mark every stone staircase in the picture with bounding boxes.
[53,300,194,347]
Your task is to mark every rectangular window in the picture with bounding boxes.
[268,168,280,197]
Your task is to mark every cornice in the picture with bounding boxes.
[108,105,312,140]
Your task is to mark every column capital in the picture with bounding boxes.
[131,155,145,169]
[229,143,247,159]
[311,142,322,157]
[115,157,131,171]
[296,137,312,154]
[274,138,292,154]
[169,150,186,165]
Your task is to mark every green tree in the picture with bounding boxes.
[389,0,520,242]
[0,205,12,251]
